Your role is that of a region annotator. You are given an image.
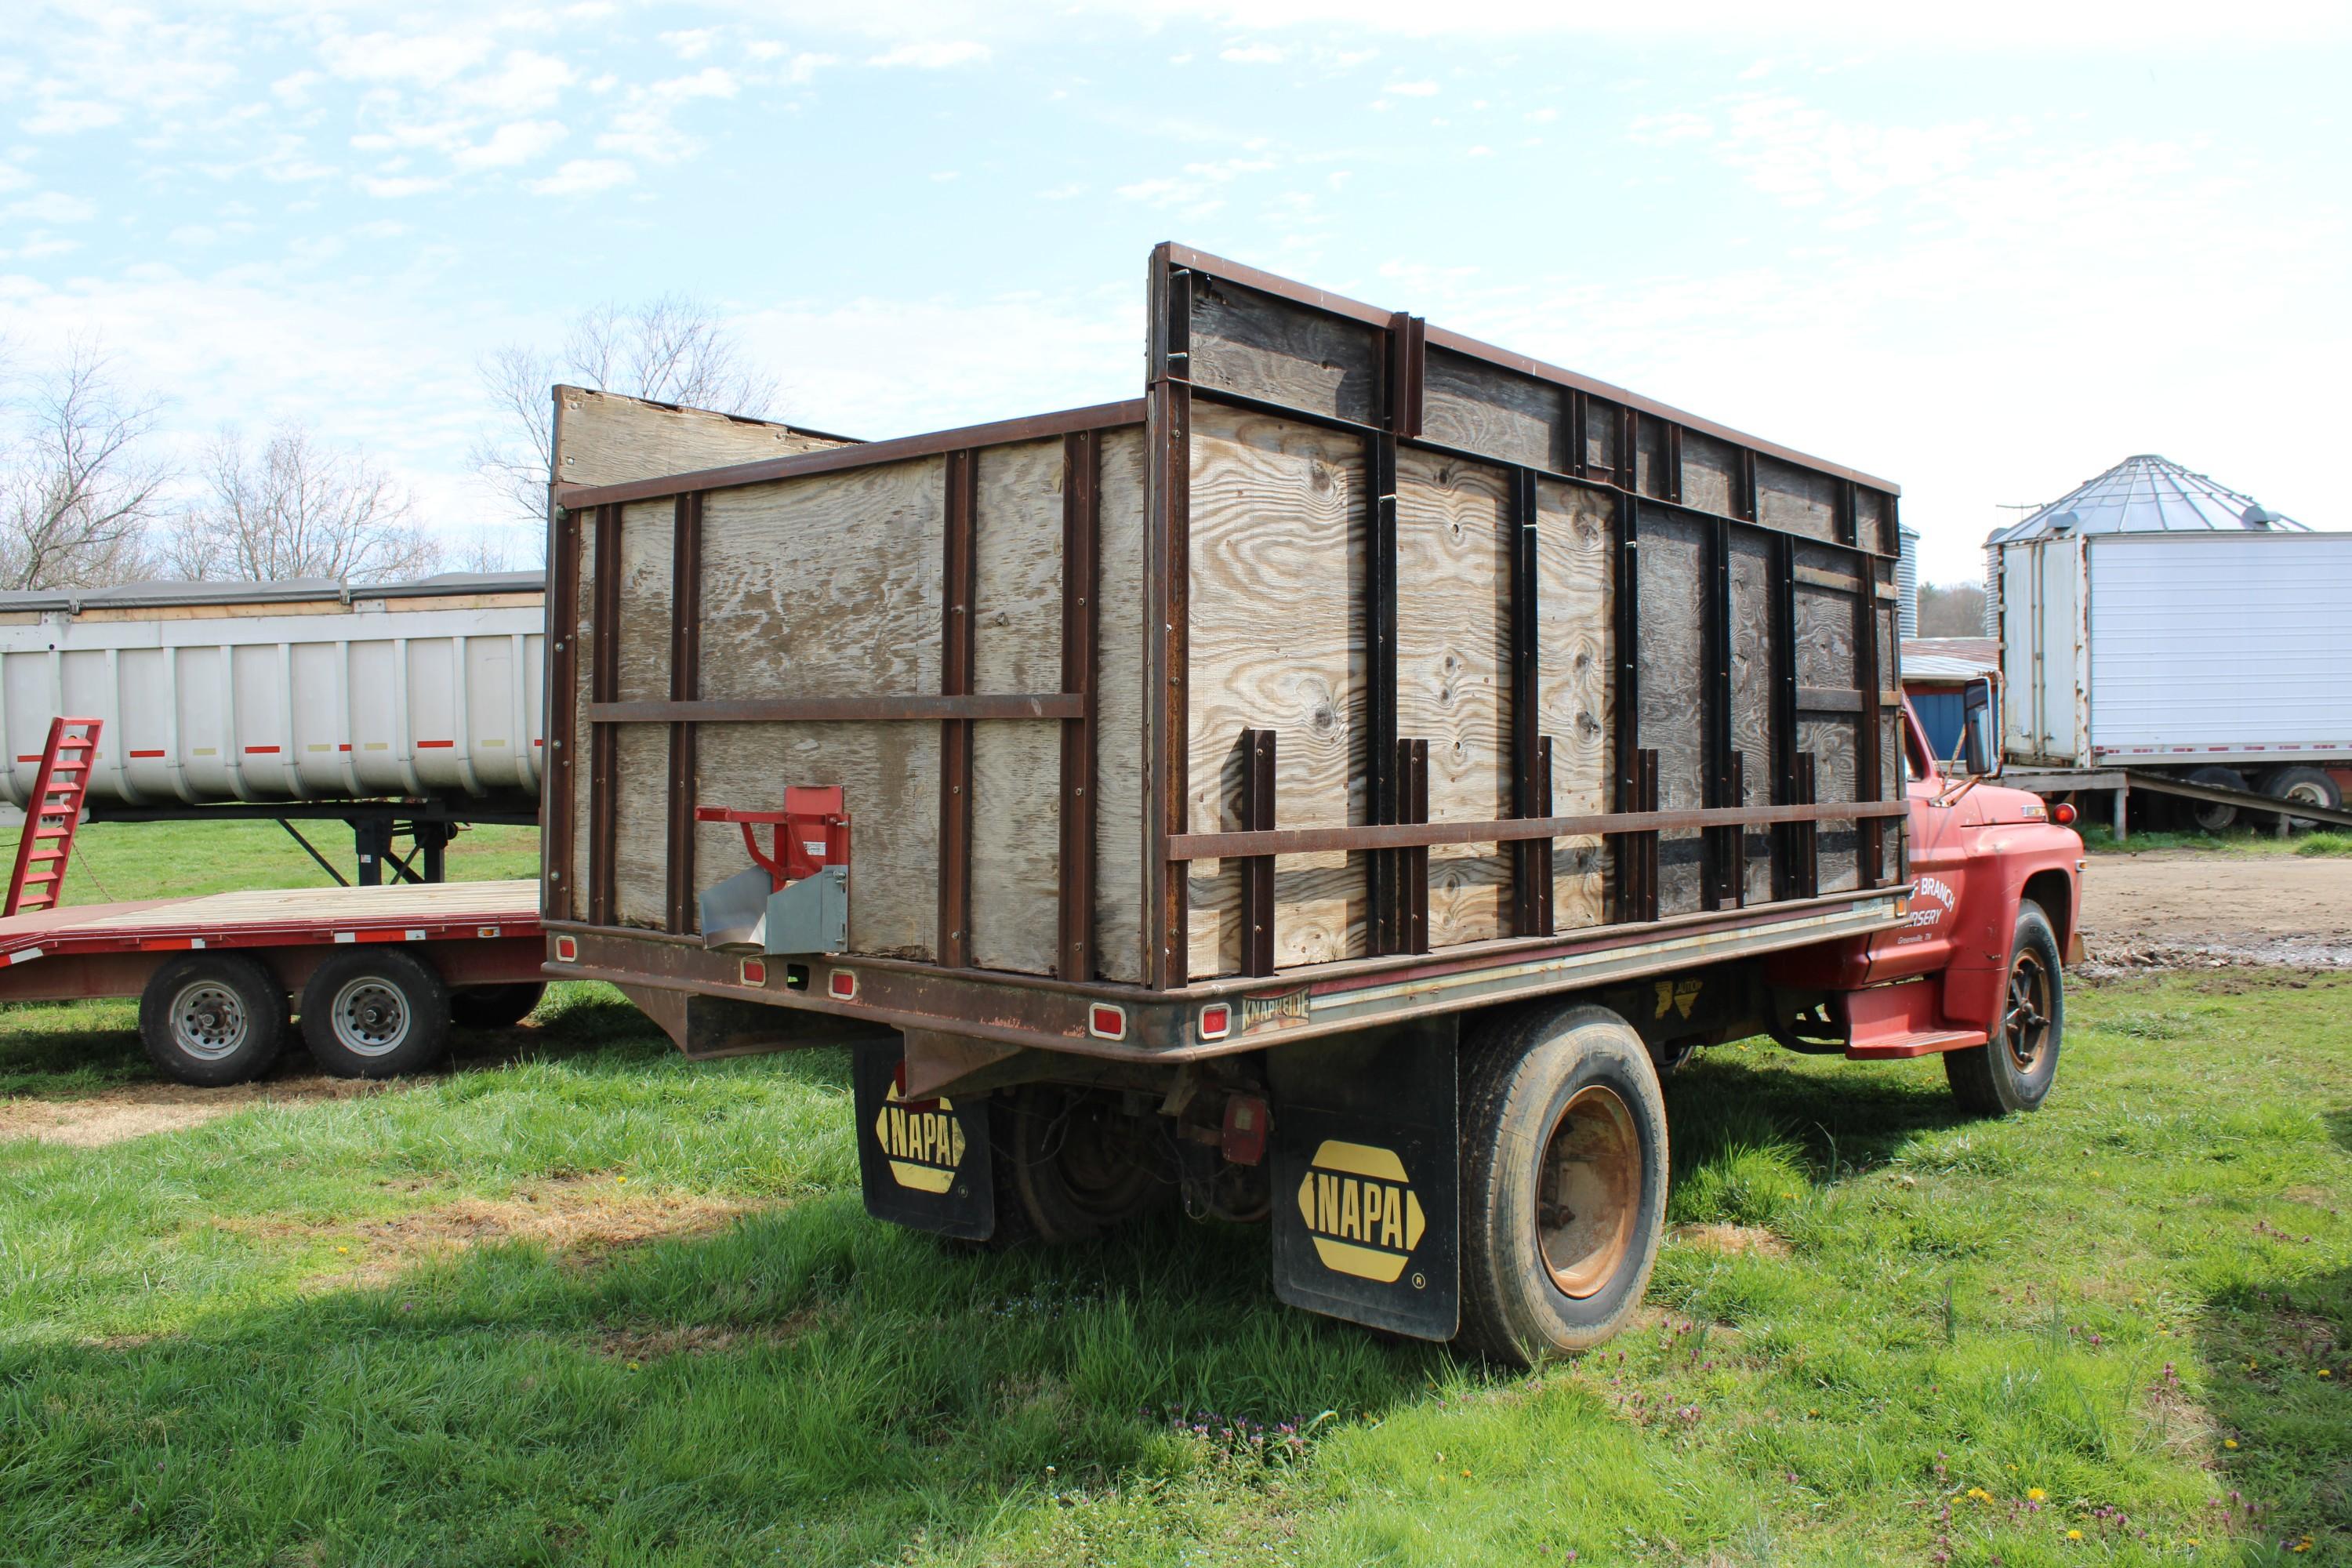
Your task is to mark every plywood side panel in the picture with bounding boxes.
[1535,478,1612,931]
[1759,456,1838,543]
[1094,428,1149,984]
[1185,404,1366,978]
[1636,510,1708,916]
[611,724,669,928]
[1794,586,1857,690]
[1682,430,1739,518]
[697,459,946,701]
[692,721,939,960]
[569,519,595,924]
[1189,278,1383,427]
[1799,715,1860,893]
[967,438,1066,975]
[1397,449,1512,947]
[554,385,847,491]
[1421,349,1566,472]
[1584,401,1620,482]
[1634,419,1666,500]
[1728,530,1778,906]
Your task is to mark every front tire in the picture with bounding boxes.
[139,953,289,1087]
[1457,1005,1669,1366]
[1945,902,2063,1116]
[299,950,451,1079]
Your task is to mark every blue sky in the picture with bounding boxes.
[4,1,2347,581]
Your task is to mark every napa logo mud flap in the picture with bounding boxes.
[1267,1020,1458,1341]
[852,1044,994,1240]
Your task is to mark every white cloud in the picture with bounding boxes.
[782,53,836,84]
[866,41,991,68]
[0,162,31,194]
[21,98,122,135]
[6,191,97,223]
[1383,79,1438,96]
[1219,44,1285,64]
[528,157,633,195]
[660,29,717,60]
[319,29,494,88]
[452,118,568,169]
[594,68,737,162]
[359,173,448,198]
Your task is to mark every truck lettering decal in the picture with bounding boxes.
[1297,1139,1426,1283]
[873,1088,967,1195]
[1908,875,1958,929]
[1240,986,1312,1032]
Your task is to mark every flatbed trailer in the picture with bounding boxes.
[0,880,550,1084]
[539,243,2083,1363]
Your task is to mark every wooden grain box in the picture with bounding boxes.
[544,245,1906,1000]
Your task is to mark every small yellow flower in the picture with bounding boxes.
[2224,1438,2239,1450]
[2321,1369,2334,1379]
[2067,1530,2083,1541]
[626,1360,641,1370]
[336,1246,349,1254]
[2027,1488,2046,1501]
[615,1175,628,1184]
[1966,1487,1994,1504]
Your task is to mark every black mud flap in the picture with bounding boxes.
[852,1041,995,1240]
[1266,1019,1459,1341]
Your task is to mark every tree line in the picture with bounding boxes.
[0,296,777,593]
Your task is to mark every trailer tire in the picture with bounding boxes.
[1456,1004,1669,1367]
[2263,766,2341,833]
[449,982,546,1031]
[140,953,289,1087]
[1944,902,2063,1116]
[299,950,451,1079]
[2182,765,2249,833]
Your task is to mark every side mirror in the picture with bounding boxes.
[1958,677,1999,777]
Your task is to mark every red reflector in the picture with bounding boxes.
[2051,801,2078,826]
[739,958,767,986]
[1089,1004,1127,1041]
[1199,1003,1231,1040]
[554,935,578,962]
[828,969,858,1000]
[1221,1094,1270,1167]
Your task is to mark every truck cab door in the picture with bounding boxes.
[1870,697,1969,979]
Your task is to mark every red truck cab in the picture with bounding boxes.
[1773,684,2084,1113]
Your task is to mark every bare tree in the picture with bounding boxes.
[163,424,442,583]
[0,340,172,590]
[471,293,782,522]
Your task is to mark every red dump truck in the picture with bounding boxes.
[539,245,2083,1363]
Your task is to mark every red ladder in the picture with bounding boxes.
[6,717,102,916]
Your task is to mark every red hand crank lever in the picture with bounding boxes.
[695,786,850,891]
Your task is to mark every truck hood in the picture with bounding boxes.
[1969,782,2060,826]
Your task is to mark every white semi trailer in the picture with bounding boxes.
[1997,529,2352,827]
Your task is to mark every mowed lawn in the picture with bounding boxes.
[0,826,2344,1565]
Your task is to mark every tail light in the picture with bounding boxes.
[2051,801,2078,826]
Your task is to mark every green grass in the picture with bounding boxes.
[0,824,2346,1565]
[2078,824,2309,858]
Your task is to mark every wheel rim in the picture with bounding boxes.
[1537,1083,1640,1299]
[329,976,411,1058]
[2003,949,2053,1073]
[169,980,250,1061]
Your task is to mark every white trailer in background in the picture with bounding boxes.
[0,574,546,880]
[1996,530,2352,829]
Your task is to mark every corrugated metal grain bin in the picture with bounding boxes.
[543,245,1909,1038]
[0,575,546,810]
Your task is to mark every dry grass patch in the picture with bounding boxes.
[221,1177,763,1288]
[0,1075,390,1148]
[1670,1222,1791,1259]
[595,1312,822,1363]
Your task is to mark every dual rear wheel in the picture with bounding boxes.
[137,951,546,1087]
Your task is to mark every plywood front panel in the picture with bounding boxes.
[1637,510,1708,916]
[569,517,595,924]
[611,723,670,929]
[1185,403,1366,978]
[612,501,675,704]
[553,386,847,491]
[1800,715,1860,894]
[1535,478,1613,931]
[1759,456,1839,544]
[1189,278,1383,427]
[1421,349,1566,473]
[1094,428,1149,983]
[693,721,939,960]
[968,438,1067,975]
[1682,430,1739,519]
[697,459,946,702]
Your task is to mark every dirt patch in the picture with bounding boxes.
[1671,1223,1791,1260]
[224,1177,759,1289]
[0,1074,390,1149]
[2081,851,2352,973]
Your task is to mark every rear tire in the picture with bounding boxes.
[1456,1005,1669,1366]
[448,982,546,1030]
[299,950,450,1079]
[2183,765,2249,833]
[1945,902,2063,1116]
[986,1085,1171,1247]
[2263,766,2341,833]
[139,953,289,1087]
